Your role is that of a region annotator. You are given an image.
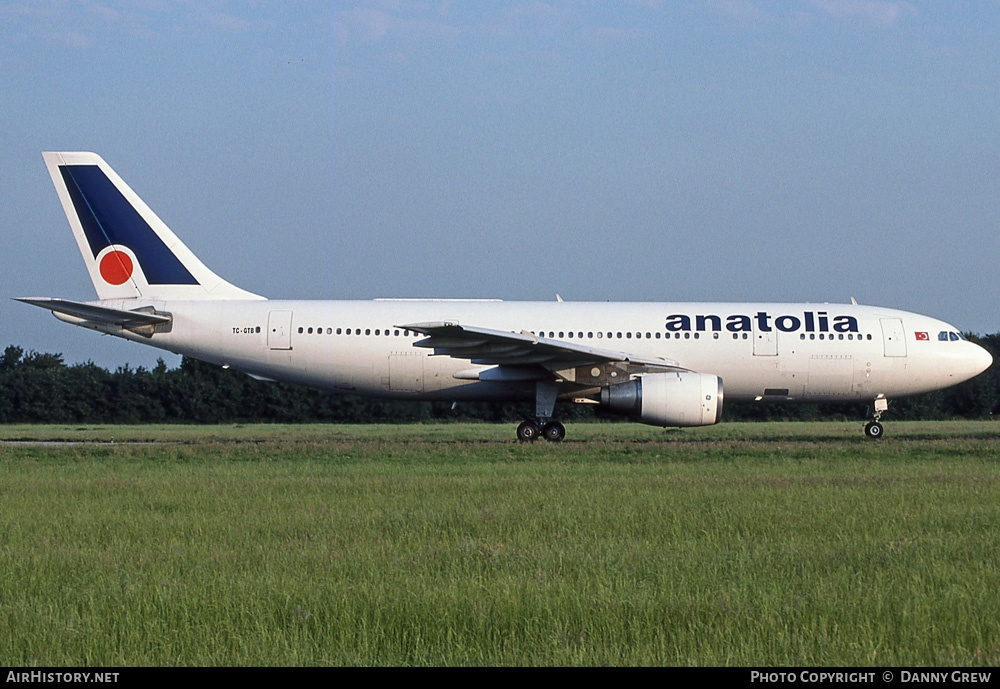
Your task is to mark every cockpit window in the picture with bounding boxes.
[940,331,967,342]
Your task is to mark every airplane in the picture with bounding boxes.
[17,152,993,441]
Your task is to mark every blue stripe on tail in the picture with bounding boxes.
[59,165,198,285]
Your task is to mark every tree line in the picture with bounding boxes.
[1,335,997,425]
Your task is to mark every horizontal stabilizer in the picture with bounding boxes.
[15,297,171,336]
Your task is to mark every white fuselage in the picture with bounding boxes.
[74,299,992,405]
[33,152,994,434]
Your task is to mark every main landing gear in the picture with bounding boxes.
[516,381,566,442]
[864,396,888,439]
[517,419,566,442]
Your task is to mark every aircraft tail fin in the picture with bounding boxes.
[43,152,263,301]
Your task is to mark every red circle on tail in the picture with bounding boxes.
[99,251,134,285]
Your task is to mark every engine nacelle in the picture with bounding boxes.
[600,372,723,427]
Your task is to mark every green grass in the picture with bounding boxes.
[1,421,999,666]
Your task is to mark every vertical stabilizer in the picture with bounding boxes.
[43,152,264,301]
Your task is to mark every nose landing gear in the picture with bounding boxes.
[864,420,884,439]
[865,396,888,439]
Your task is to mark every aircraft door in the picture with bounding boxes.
[880,318,907,358]
[267,310,293,350]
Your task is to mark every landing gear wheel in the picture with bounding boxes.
[542,421,566,442]
[864,421,884,439]
[517,420,541,442]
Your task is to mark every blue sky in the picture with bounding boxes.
[2,1,998,370]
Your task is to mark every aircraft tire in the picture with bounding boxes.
[517,420,541,442]
[542,421,566,442]
[864,421,884,439]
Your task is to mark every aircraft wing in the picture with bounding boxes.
[400,321,686,372]
[15,297,171,333]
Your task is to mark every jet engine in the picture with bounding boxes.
[600,372,723,427]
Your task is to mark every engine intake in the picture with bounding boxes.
[600,372,723,427]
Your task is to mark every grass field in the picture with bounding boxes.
[1,421,999,666]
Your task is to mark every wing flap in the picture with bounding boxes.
[400,321,685,372]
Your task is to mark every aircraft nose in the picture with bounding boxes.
[970,342,994,377]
